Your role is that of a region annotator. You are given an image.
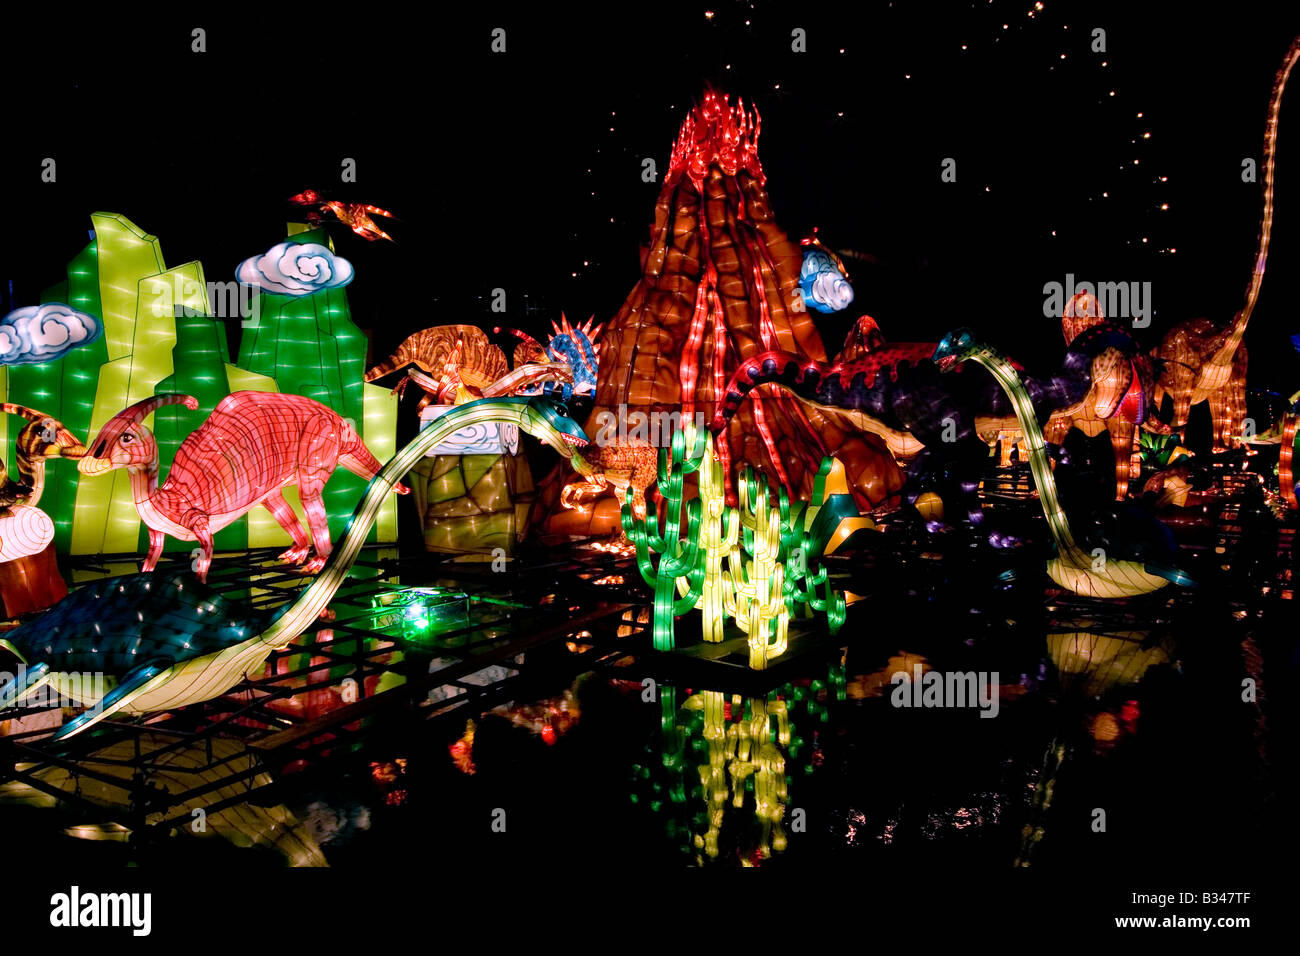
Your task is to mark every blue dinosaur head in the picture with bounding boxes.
[933,328,980,372]
[522,395,591,451]
[543,314,601,402]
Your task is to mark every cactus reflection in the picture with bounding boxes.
[632,668,845,864]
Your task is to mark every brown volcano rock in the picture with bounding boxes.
[548,92,904,535]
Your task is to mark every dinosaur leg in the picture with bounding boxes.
[633,460,656,519]
[294,417,341,574]
[264,489,312,565]
[1108,420,1137,499]
[1223,348,1248,448]
[142,527,166,573]
[1166,382,1193,435]
[1208,386,1232,453]
[1208,352,1247,451]
[298,490,331,575]
[185,513,214,582]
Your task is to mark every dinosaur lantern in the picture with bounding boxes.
[369,323,590,554]
[498,314,602,402]
[77,391,408,581]
[399,361,575,409]
[564,438,659,520]
[1047,293,1155,499]
[0,397,589,740]
[0,405,86,616]
[365,325,510,412]
[1149,37,1299,446]
[289,189,396,242]
[2,406,87,509]
[933,329,1193,598]
[710,316,1118,512]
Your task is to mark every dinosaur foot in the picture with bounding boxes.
[300,555,328,575]
[278,545,312,565]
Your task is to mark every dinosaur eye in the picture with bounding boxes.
[121,433,135,444]
[553,404,569,418]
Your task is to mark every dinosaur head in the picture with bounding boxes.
[840,314,887,359]
[520,396,590,455]
[545,314,601,397]
[1,404,87,462]
[289,188,321,205]
[933,328,980,372]
[1065,322,1145,421]
[78,394,199,477]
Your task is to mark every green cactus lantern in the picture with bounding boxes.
[622,423,857,668]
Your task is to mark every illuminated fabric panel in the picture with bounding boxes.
[419,404,518,455]
[363,383,398,542]
[92,213,167,361]
[237,227,390,545]
[5,240,107,552]
[409,452,532,555]
[72,216,196,555]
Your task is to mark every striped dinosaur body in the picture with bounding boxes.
[365,325,510,411]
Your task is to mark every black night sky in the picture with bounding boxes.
[3,2,1300,402]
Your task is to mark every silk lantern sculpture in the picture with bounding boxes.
[77,391,409,581]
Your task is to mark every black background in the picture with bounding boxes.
[2,2,1299,393]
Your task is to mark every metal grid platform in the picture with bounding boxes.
[0,543,653,840]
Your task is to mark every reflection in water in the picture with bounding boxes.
[0,733,328,866]
[634,665,845,866]
[1045,629,1174,699]
[1015,625,1174,867]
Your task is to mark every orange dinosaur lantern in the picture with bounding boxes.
[289,189,396,242]
[365,325,510,412]
[1150,37,1300,448]
[1049,292,1151,499]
